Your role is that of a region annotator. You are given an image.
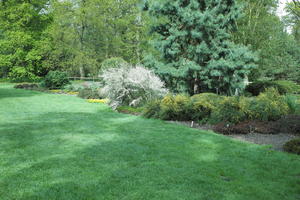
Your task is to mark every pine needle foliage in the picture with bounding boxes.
[146,0,257,95]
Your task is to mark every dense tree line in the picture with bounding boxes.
[0,0,299,94]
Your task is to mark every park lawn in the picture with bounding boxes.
[0,83,299,200]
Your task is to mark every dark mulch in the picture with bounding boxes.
[228,133,298,151]
[168,120,299,151]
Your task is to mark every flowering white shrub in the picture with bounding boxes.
[101,64,168,108]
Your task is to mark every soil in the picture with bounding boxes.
[227,133,297,151]
[168,121,298,151]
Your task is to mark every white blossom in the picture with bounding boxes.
[101,64,168,109]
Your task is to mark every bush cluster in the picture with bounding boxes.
[190,93,223,122]
[248,88,290,121]
[143,93,223,122]
[143,88,297,124]
[210,96,251,124]
[43,71,70,89]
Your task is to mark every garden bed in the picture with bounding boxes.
[167,120,299,151]
[228,133,297,151]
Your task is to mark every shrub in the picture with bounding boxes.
[78,88,103,99]
[9,67,40,82]
[159,94,192,121]
[144,88,294,124]
[190,93,223,121]
[100,57,128,73]
[101,64,168,108]
[143,99,161,119]
[44,71,70,89]
[249,88,290,121]
[283,138,300,155]
[210,96,251,124]
[14,83,38,90]
[211,89,291,124]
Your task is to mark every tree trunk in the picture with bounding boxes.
[79,66,85,79]
[193,77,199,94]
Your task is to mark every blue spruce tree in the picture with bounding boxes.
[145,0,257,95]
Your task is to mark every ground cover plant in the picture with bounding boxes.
[0,84,299,199]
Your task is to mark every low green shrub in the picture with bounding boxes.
[77,88,103,99]
[44,71,70,89]
[159,94,192,121]
[143,94,193,120]
[143,99,161,119]
[210,96,251,124]
[249,88,290,121]
[190,93,223,121]
[283,138,300,155]
[143,89,295,124]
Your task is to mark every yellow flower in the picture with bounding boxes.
[49,90,62,93]
[67,91,79,95]
[87,99,109,104]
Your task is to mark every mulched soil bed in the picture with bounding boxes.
[228,133,297,151]
[168,120,298,151]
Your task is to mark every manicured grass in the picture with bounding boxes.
[0,83,299,200]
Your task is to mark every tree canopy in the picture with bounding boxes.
[0,0,299,93]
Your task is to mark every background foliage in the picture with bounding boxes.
[0,0,299,93]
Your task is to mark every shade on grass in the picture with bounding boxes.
[0,83,299,200]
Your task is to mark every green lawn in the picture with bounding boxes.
[0,83,299,200]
